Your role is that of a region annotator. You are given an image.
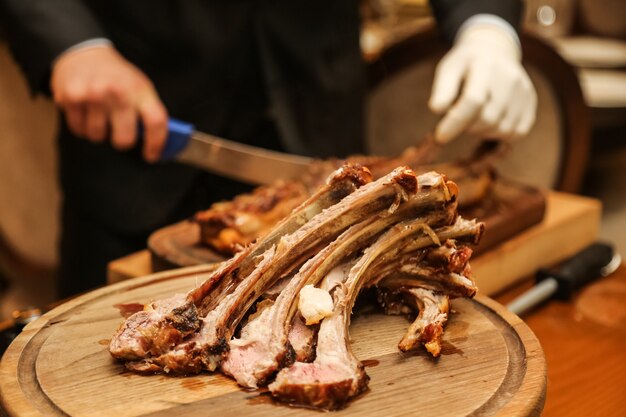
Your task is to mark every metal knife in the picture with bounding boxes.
[159,118,315,185]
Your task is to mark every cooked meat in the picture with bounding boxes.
[376,242,475,302]
[379,269,477,299]
[373,237,478,357]
[384,288,450,356]
[269,215,483,409]
[193,167,418,373]
[109,293,199,361]
[193,139,499,256]
[221,172,454,388]
[111,165,485,411]
[111,164,370,363]
[195,180,309,255]
[116,166,418,374]
[268,263,364,411]
[288,314,316,362]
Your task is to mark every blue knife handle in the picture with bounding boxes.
[160,118,195,160]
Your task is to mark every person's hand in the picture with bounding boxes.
[51,45,168,162]
[429,24,537,144]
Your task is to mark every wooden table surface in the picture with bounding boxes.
[494,264,626,417]
[2,266,625,416]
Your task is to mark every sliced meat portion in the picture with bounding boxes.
[377,287,450,356]
[195,180,309,255]
[374,239,478,356]
[121,166,419,374]
[111,165,370,363]
[221,172,454,388]
[110,245,258,361]
[397,288,449,356]
[109,293,199,361]
[288,314,316,362]
[268,264,363,411]
[270,213,483,409]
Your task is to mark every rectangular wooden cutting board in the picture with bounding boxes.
[471,191,601,295]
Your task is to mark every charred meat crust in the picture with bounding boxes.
[167,303,200,333]
[271,371,370,411]
[253,343,297,388]
[326,163,373,187]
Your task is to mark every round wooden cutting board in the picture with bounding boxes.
[0,266,546,417]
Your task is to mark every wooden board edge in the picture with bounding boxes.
[2,271,546,417]
[1,264,222,417]
[475,296,547,417]
[0,327,47,417]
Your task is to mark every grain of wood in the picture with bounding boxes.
[1,268,546,417]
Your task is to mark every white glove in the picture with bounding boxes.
[429,22,537,143]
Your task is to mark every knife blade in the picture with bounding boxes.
[159,118,315,185]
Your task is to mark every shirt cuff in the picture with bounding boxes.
[455,14,521,49]
[53,38,114,64]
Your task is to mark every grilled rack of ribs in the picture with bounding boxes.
[193,139,499,256]
[110,164,484,410]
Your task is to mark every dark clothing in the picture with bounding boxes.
[0,0,522,297]
[430,0,522,42]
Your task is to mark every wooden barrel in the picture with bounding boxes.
[0,266,546,416]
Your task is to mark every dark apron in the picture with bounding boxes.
[58,0,365,295]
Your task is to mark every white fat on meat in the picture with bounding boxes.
[298,285,334,325]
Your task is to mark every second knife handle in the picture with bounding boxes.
[536,242,615,300]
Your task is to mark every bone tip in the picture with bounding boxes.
[417,171,456,197]
[397,339,414,352]
[474,221,486,245]
[424,340,442,357]
[392,165,418,194]
[445,179,459,199]
[329,163,373,187]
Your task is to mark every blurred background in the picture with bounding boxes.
[0,0,624,320]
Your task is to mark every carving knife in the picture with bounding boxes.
[507,242,621,316]
[158,118,315,185]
